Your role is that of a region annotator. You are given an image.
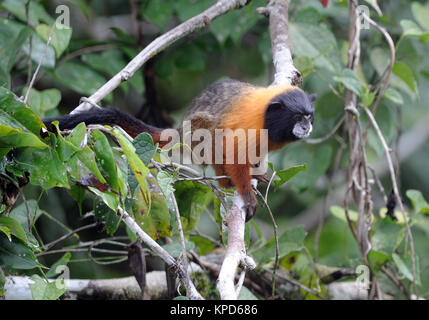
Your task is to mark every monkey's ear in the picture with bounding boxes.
[267,101,283,109]
[308,93,317,103]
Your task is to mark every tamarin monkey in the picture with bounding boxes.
[44,80,316,221]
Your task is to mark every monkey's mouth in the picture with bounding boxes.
[293,124,312,139]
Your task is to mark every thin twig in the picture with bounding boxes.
[23,23,55,104]
[306,115,345,144]
[254,188,279,297]
[361,12,396,144]
[363,106,418,297]
[170,192,192,299]
[42,222,98,250]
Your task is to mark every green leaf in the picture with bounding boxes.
[392,62,417,93]
[361,86,375,107]
[333,69,364,96]
[133,132,156,166]
[175,44,205,72]
[131,174,171,239]
[371,217,406,255]
[29,136,69,189]
[174,0,214,22]
[294,56,315,78]
[46,252,71,278]
[368,250,389,273]
[406,190,429,214]
[90,130,119,192]
[189,235,215,256]
[1,0,54,27]
[0,216,28,244]
[90,188,119,212]
[383,87,403,104]
[0,233,42,270]
[379,208,410,226]
[290,23,341,73]
[67,145,107,185]
[370,47,417,100]
[0,64,10,88]
[210,1,261,44]
[67,185,86,216]
[294,7,322,24]
[411,2,429,31]
[0,266,5,296]
[0,88,46,135]
[282,143,332,192]
[66,122,86,149]
[0,111,48,149]
[54,61,109,101]
[93,197,121,236]
[274,164,307,190]
[0,226,11,241]
[162,240,195,258]
[392,253,420,285]
[157,170,175,197]
[29,275,65,300]
[400,19,426,37]
[330,205,358,223]
[173,181,213,232]
[23,87,61,118]
[142,0,174,30]
[259,226,307,264]
[36,24,72,58]
[0,18,55,68]
[0,24,30,72]
[111,129,151,211]
[9,200,42,251]
[81,50,126,77]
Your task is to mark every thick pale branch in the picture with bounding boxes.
[266,0,301,86]
[217,203,255,300]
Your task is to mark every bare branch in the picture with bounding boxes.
[169,192,192,298]
[23,23,55,104]
[265,0,302,86]
[217,202,256,300]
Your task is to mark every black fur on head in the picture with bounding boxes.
[264,88,316,143]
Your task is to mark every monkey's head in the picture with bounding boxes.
[264,88,316,142]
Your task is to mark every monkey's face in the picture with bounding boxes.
[292,113,314,139]
[265,88,316,142]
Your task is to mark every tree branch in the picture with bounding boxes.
[265,0,302,86]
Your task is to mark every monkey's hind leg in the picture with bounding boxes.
[224,164,257,222]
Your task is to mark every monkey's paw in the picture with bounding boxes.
[243,199,257,222]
